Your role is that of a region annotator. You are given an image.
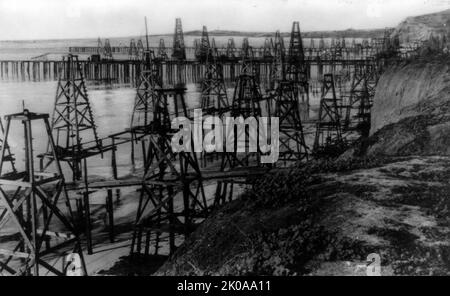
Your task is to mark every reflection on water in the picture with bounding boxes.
[0,81,149,177]
[0,79,323,178]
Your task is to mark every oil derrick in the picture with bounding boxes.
[241,38,252,59]
[362,39,370,48]
[0,110,86,276]
[263,38,274,59]
[286,22,309,110]
[313,74,345,157]
[319,36,325,50]
[211,38,218,57]
[219,51,263,171]
[103,39,113,60]
[200,48,229,115]
[197,26,211,62]
[358,62,378,137]
[130,86,207,257]
[226,38,236,59]
[193,39,200,59]
[274,80,309,162]
[130,49,161,131]
[199,44,229,167]
[96,37,103,56]
[240,38,259,78]
[172,18,186,60]
[157,39,168,60]
[371,38,379,54]
[287,22,305,64]
[269,31,286,90]
[343,61,378,137]
[231,67,261,118]
[44,54,100,181]
[391,34,401,53]
[215,49,264,207]
[332,37,343,60]
[129,39,138,60]
[381,29,400,58]
[137,40,145,61]
[197,26,227,114]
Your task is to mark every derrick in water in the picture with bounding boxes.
[130,50,162,131]
[172,18,186,61]
[130,85,207,257]
[220,50,263,171]
[286,21,310,117]
[197,26,212,62]
[42,54,101,181]
[268,28,308,163]
[313,74,345,157]
[157,39,168,61]
[269,30,286,90]
[200,43,229,115]
[130,17,206,258]
[274,80,309,162]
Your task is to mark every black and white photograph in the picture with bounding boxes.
[0,0,449,281]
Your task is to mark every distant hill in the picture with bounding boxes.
[184,28,390,39]
[393,9,450,42]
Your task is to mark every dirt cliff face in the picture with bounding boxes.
[371,58,450,135]
[366,57,450,157]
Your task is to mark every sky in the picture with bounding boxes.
[0,0,449,40]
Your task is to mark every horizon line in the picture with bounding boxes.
[0,26,393,43]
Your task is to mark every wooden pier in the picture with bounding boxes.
[0,57,388,86]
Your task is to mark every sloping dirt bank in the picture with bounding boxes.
[156,156,449,276]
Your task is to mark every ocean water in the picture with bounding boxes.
[0,36,362,60]
[0,80,135,176]
[0,78,247,179]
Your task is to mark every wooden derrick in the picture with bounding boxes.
[200,48,229,115]
[0,110,86,276]
[313,74,345,157]
[274,81,309,162]
[42,54,100,181]
[286,22,310,109]
[172,18,186,60]
[130,86,207,257]
[130,50,162,131]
